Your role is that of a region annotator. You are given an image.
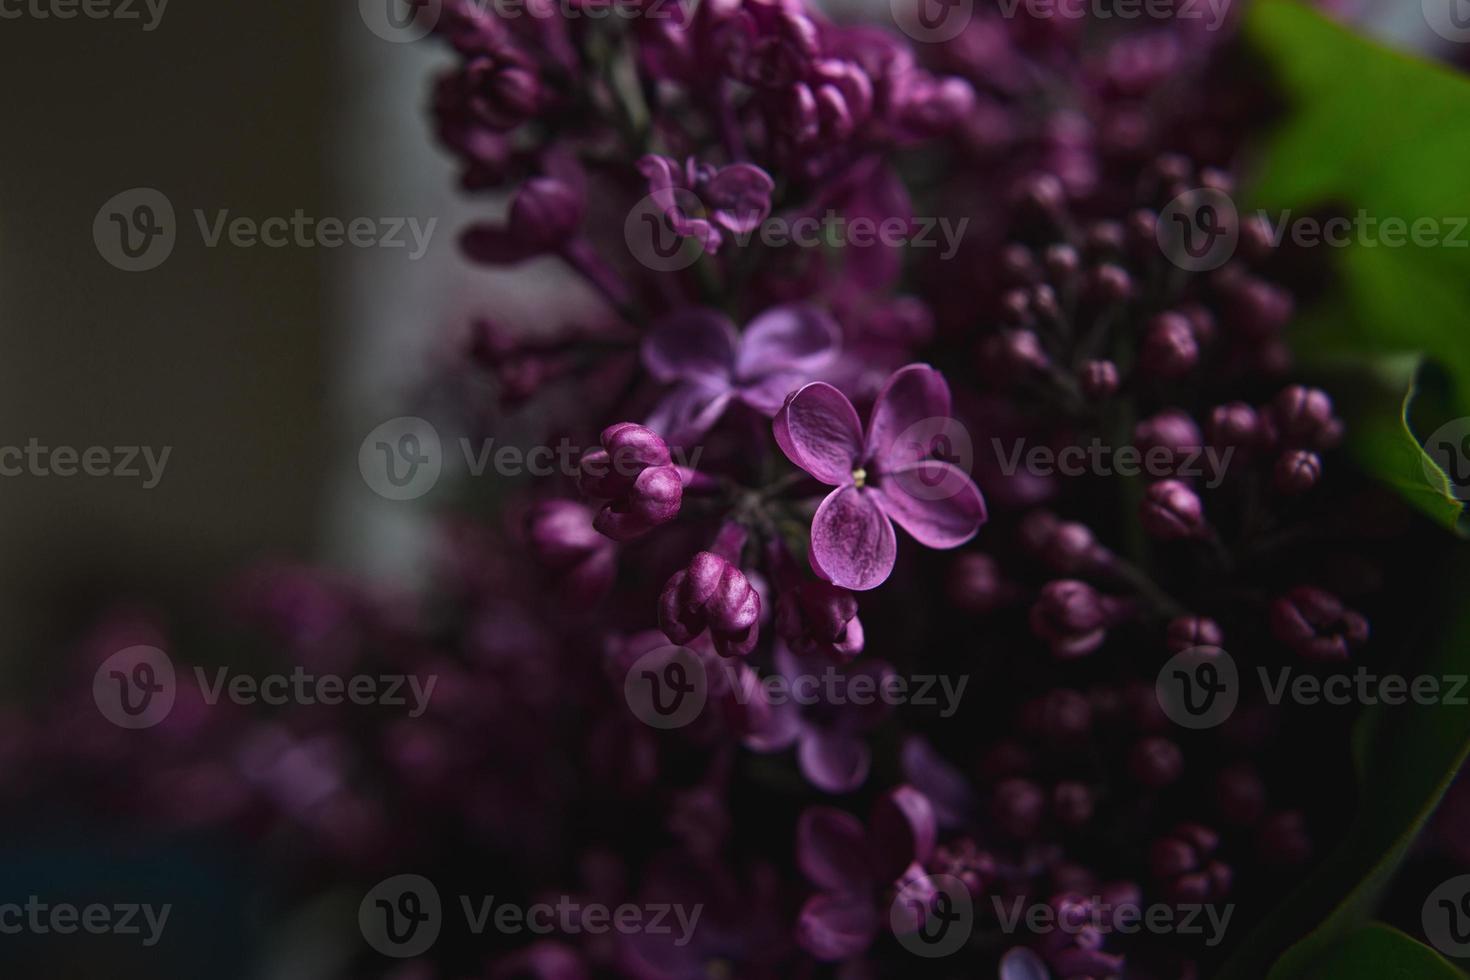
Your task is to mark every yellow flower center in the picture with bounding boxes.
[852,467,867,488]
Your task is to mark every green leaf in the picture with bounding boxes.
[1206,7,1470,978]
[1295,923,1463,980]
[1243,0,1470,532]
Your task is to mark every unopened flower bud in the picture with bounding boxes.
[1207,402,1260,452]
[1138,312,1199,378]
[1030,580,1118,658]
[1274,450,1322,495]
[578,423,683,541]
[947,553,1009,613]
[1130,737,1183,788]
[658,552,761,658]
[1270,586,1367,661]
[1079,359,1120,399]
[1271,385,1342,450]
[1140,479,1206,540]
[775,581,863,663]
[1166,616,1223,653]
[993,777,1046,838]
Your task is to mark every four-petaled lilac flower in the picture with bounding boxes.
[638,155,775,254]
[643,304,841,445]
[774,364,987,591]
[793,785,937,961]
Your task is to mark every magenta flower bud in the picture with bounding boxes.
[1166,615,1223,653]
[774,581,864,663]
[1089,263,1134,303]
[464,53,542,130]
[1129,737,1183,788]
[1241,213,1279,259]
[947,553,1009,613]
[1135,409,1203,466]
[1140,480,1206,540]
[1270,586,1368,661]
[1015,172,1066,219]
[1030,284,1061,322]
[1043,244,1080,284]
[578,423,683,542]
[1030,580,1116,658]
[1271,385,1342,450]
[1257,810,1313,866]
[1000,243,1040,284]
[1079,359,1120,399]
[999,288,1033,326]
[1138,312,1199,378]
[658,552,761,658]
[1151,823,1231,901]
[930,839,995,898]
[1207,401,1261,452]
[508,177,584,252]
[1086,220,1126,255]
[1022,689,1093,742]
[1038,520,1110,574]
[1274,450,1322,495]
[1052,781,1093,827]
[981,329,1049,375]
[523,501,616,602]
[1222,273,1294,339]
[992,777,1046,838]
[1216,763,1267,827]
[1126,208,1158,253]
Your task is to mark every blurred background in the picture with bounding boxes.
[0,0,1463,976]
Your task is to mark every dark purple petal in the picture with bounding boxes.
[774,383,865,486]
[739,370,813,417]
[795,892,877,962]
[809,487,897,592]
[999,947,1050,980]
[799,727,872,794]
[865,364,953,472]
[642,309,740,385]
[703,162,775,235]
[901,737,975,831]
[874,462,986,549]
[644,383,734,445]
[869,785,937,883]
[736,305,842,382]
[796,806,871,891]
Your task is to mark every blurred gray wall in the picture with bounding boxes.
[0,4,334,659]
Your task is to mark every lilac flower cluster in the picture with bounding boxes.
[8,2,1450,979]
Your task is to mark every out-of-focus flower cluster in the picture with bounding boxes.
[7,1,1446,977]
